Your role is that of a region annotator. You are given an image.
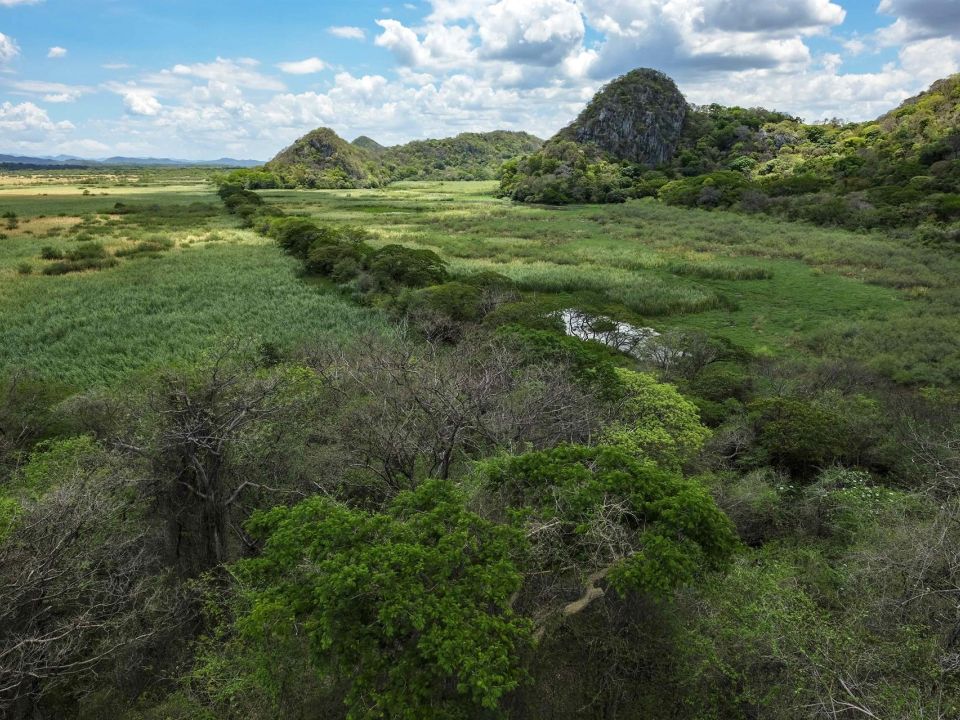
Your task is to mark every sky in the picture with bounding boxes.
[0,0,958,160]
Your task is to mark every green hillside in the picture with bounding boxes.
[501,70,960,238]
[239,128,544,189]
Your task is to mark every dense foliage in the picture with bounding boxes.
[226,129,544,189]
[503,69,960,239]
[4,146,960,720]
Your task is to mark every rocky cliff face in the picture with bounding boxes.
[555,68,688,167]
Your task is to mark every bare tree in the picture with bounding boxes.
[0,454,175,717]
[120,346,317,575]
[309,332,605,503]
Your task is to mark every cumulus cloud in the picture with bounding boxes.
[878,0,960,44]
[700,0,845,34]
[476,0,584,65]
[0,32,19,65]
[47,46,67,58]
[276,57,326,74]
[162,57,285,91]
[329,26,366,40]
[107,84,163,116]
[0,101,73,148]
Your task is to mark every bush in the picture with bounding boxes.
[42,256,118,276]
[16,262,32,275]
[659,172,752,208]
[366,244,448,289]
[272,218,331,260]
[40,246,64,260]
[114,236,174,258]
[66,242,108,261]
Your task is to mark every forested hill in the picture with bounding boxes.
[377,130,543,181]
[501,67,960,238]
[244,128,543,188]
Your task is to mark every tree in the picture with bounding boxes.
[310,334,601,502]
[235,480,531,720]
[479,444,738,635]
[124,349,318,575]
[602,367,711,471]
[0,438,173,716]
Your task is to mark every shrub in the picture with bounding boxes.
[16,263,32,275]
[40,246,64,260]
[114,236,174,258]
[272,218,330,260]
[402,282,484,322]
[659,172,752,208]
[366,244,448,289]
[66,242,108,261]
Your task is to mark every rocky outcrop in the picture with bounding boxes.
[554,68,688,167]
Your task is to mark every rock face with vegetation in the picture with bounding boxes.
[265,127,381,188]
[502,66,960,239]
[555,68,688,166]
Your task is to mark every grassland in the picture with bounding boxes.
[3,173,959,388]
[0,172,383,388]
[261,181,960,383]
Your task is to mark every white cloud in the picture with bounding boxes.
[107,84,163,116]
[0,32,19,65]
[843,38,866,56]
[47,46,67,59]
[277,57,327,74]
[7,79,92,102]
[0,0,42,5]
[476,0,584,65]
[163,57,285,91]
[375,19,432,66]
[878,0,960,44]
[0,101,72,149]
[329,25,366,40]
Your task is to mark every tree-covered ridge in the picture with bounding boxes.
[244,128,544,188]
[378,130,543,181]
[264,127,382,188]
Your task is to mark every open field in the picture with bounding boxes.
[0,173,384,387]
[3,174,959,386]
[260,180,960,383]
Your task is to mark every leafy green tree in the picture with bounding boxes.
[366,244,449,289]
[602,367,711,471]
[481,444,738,604]
[235,480,531,720]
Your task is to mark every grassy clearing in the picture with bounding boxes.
[0,175,384,387]
[259,181,960,384]
[4,175,960,387]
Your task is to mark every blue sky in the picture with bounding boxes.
[0,0,958,160]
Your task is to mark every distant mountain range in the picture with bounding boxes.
[0,154,263,168]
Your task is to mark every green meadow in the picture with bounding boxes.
[0,175,383,387]
[2,173,958,386]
